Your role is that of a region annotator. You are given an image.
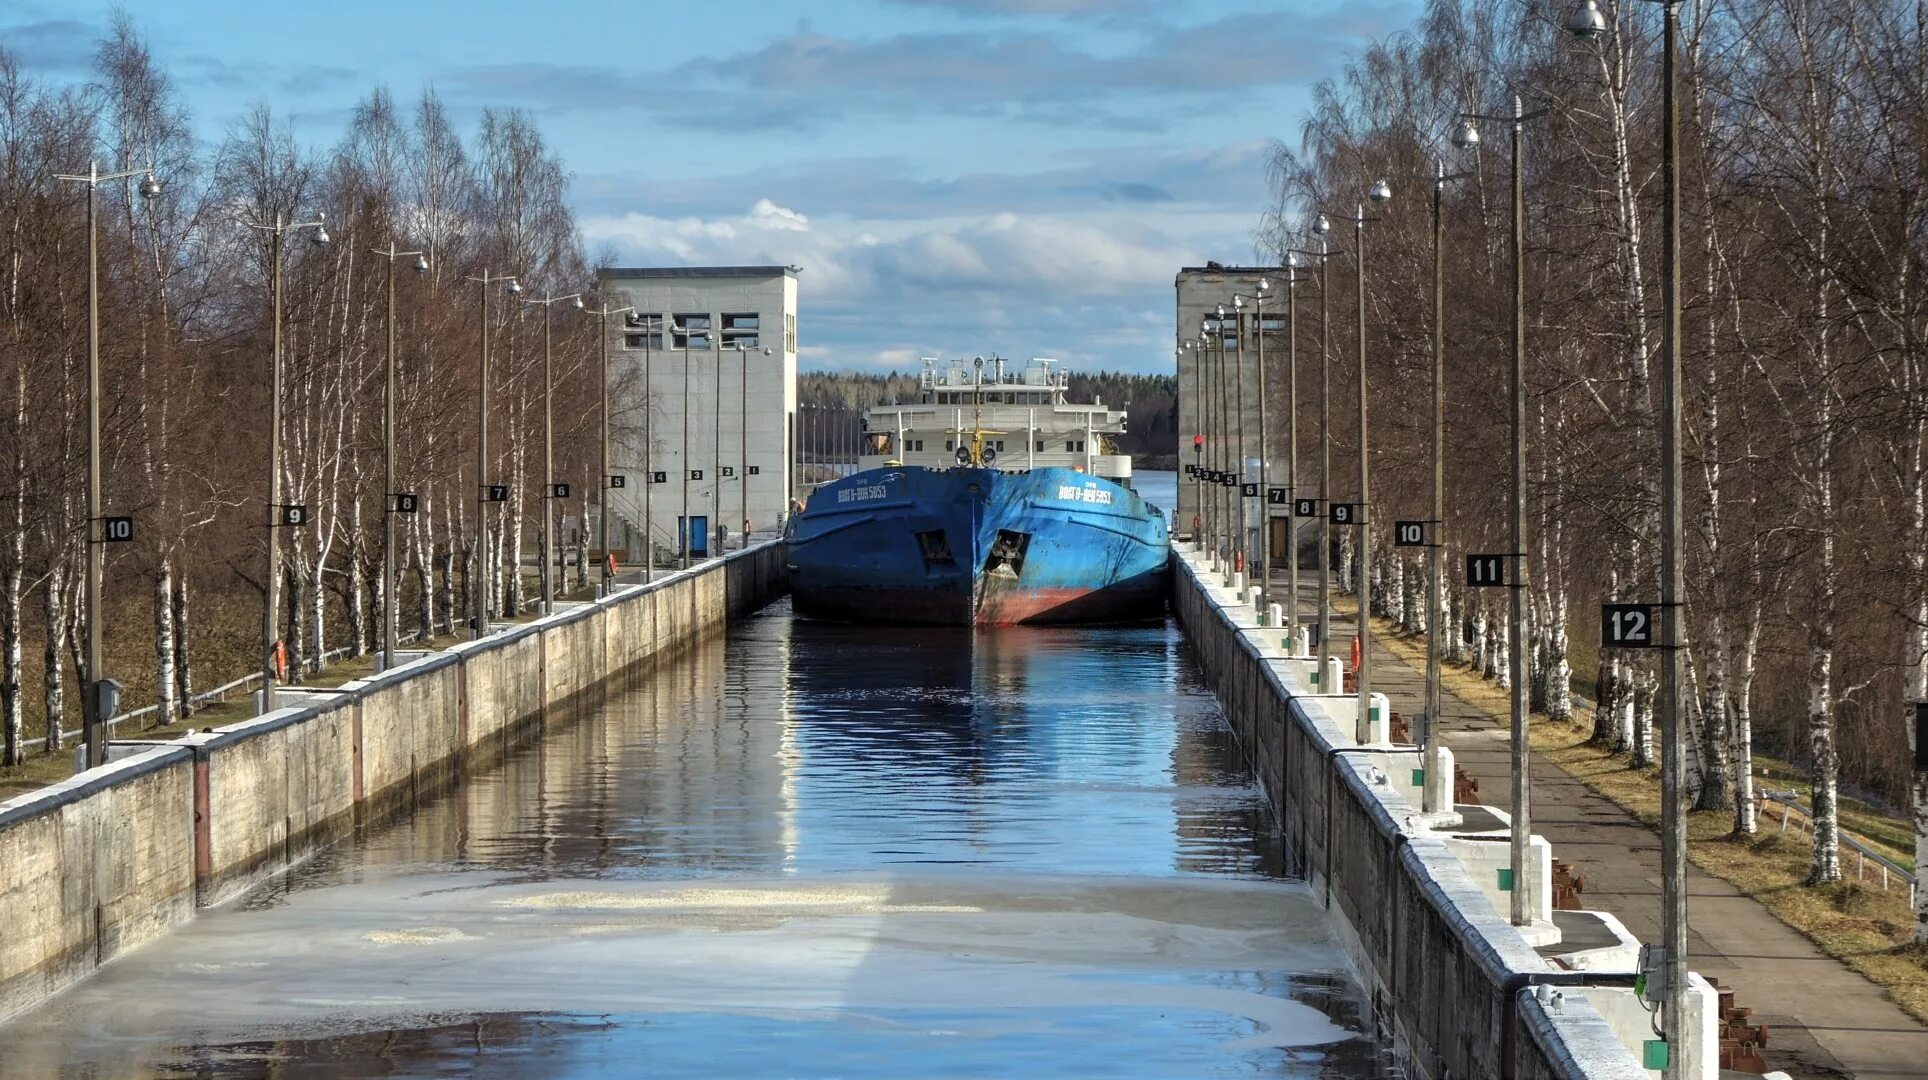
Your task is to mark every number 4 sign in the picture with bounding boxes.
[1601,603,1660,648]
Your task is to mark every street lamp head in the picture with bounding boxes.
[412,254,430,273]
[1368,179,1392,204]
[1257,277,1270,292]
[138,172,163,199]
[1286,251,1300,269]
[1312,214,1330,237]
[506,279,523,295]
[571,295,585,310]
[311,219,331,246]
[1453,118,1482,150]
[1566,0,1608,38]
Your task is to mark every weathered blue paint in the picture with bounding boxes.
[784,466,1170,625]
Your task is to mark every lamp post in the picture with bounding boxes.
[1320,183,1392,743]
[1458,94,1548,927]
[584,302,633,597]
[1568,0,1688,1064]
[1198,320,1220,550]
[245,211,330,715]
[1310,215,1335,664]
[682,323,694,568]
[1234,280,1274,607]
[1214,306,1232,559]
[728,341,773,546]
[372,244,428,671]
[522,290,584,616]
[54,162,161,762]
[466,269,520,639]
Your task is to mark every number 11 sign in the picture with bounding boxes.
[1601,603,1660,648]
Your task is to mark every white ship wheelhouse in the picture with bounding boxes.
[857,357,1133,484]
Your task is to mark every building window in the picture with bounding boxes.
[1066,440,1085,453]
[1035,440,1044,452]
[722,312,761,350]
[673,313,712,349]
[622,313,664,350]
[1259,316,1286,331]
[944,440,954,452]
[911,439,924,452]
[785,313,796,353]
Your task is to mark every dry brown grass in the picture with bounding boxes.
[1363,607,1928,1023]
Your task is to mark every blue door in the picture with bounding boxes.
[689,515,709,557]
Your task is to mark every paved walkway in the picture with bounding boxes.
[1299,589,1928,1080]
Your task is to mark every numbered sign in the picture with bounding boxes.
[280,504,310,527]
[394,493,419,514]
[1221,473,1238,488]
[689,469,704,481]
[1466,554,1507,586]
[747,465,760,476]
[651,471,668,484]
[1241,482,1258,498]
[609,474,626,489]
[487,484,509,502]
[550,483,570,499]
[721,466,735,478]
[1185,464,1196,476]
[1268,487,1287,505]
[1294,498,1317,518]
[1601,603,1660,648]
[1394,520,1425,547]
[102,516,135,543]
[1329,502,1355,525]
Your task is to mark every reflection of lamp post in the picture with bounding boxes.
[522,290,584,614]
[584,301,633,597]
[372,244,428,670]
[245,211,330,715]
[467,270,521,638]
[54,161,161,762]
[1457,95,1547,926]
[1568,0,1689,1064]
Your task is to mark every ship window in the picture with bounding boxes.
[945,440,954,452]
[915,530,955,566]
[1035,440,1044,452]
[995,440,1005,452]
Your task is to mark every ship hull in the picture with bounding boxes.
[785,467,1169,627]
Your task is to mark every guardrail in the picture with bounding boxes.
[1757,788,1914,898]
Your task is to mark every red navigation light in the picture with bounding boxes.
[1192,434,1204,450]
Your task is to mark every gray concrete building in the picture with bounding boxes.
[597,266,799,561]
[1175,263,1289,555]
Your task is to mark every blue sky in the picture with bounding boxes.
[4,0,1413,374]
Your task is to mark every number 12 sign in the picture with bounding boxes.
[1601,603,1660,649]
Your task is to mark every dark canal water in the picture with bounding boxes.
[3,476,1387,1078]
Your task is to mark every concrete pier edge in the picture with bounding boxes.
[0,541,786,1024]
[1170,546,1650,1080]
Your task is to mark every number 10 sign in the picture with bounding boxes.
[1601,603,1660,648]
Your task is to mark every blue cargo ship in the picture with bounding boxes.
[784,357,1169,626]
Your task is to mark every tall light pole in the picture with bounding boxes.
[729,341,773,544]
[1230,298,1248,575]
[245,211,330,715]
[1234,280,1274,606]
[54,162,161,762]
[372,244,427,671]
[681,322,695,568]
[522,290,584,615]
[584,302,633,597]
[1569,0,1688,1065]
[1459,94,1548,926]
[1310,216,1335,661]
[1320,183,1393,742]
[467,270,520,638]
[1280,248,1327,650]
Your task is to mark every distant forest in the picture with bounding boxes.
[798,371,1180,468]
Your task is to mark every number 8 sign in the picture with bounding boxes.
[1601,603,1660,648]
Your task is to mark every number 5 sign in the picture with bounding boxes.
[1601,603,1660,648]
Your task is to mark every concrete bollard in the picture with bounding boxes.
[1425,743,1455,813]
[1310,655,1344,692]
[1365,692,1391,744]
[1293,626,1312,657]
[1266,602,1283,631]
[1246,585,1263,609]
[1230,570,1245,594]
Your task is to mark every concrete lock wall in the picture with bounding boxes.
[1170,550,1649,1080]
[0,542,787,1023]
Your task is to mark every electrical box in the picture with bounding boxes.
[1636,943,1668,1002]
